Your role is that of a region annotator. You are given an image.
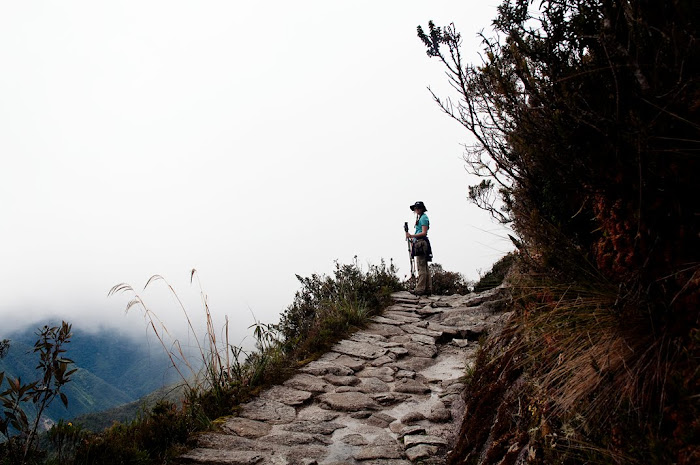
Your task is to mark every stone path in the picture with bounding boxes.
[178,289,509,465]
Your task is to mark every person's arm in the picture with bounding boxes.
[407,225,428,239]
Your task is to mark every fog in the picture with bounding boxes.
[1,1,512,346]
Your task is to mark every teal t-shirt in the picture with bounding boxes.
[415,214,429,236]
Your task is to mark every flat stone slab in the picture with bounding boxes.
[323,374,360,386]
[334,355,366,371]
[284,373,330,393]
[371,392,411,405]
[282,421,347,435]
[221,418,271,438]
[405,444,439,461]
[403,434,449,447]
[179,449,264,464]
[401,324,443,338]
[408,333,438,345]
[300,361,354,376]
[370,315,404,325]
[260,385,312,406]
[357,377,390,393]
[317,392,380,411]
[402,342,438,358]
[238,399,296,424]
[383,312,422,324]
[332,340,388,360]
[265,431,333,446]
[356,366,396,383]
[366,323,407,337]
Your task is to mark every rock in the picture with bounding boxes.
[281,421,347,435]
[239,400,296,424]
[397,425,426,437]
[260,385,312,406]
[341,433,368,446]
[383,312,422,324]
[350,411,373,419]
[444,382,465,394]
[265,432,333,446]
[221,418,271,438]
[357,377,390,394]
[452,338,470,347]
[389,335,412,344]
[335,386,362,393]
[427,404,452,423]
[333,355,366,371]
[388,347,409,357]
[323,374,360,386]
[317,392,379,411]
[408,333,438,345]
[370,355,395,366]
[370,315,404,326]
[296,407,339,422]
[356,366,395,383]
[405,444,439,461]
[403,342,437,358]
[366,323,406,337]
[403,435,449,447]
[400,411,426,424]
[395,370,415,379]
[351,332,390,345]
[366,412,397,428]
[371,392,411,406]
[391,356,435,372]
[416,305,443,315]
[178,449,264,464]
[401,324,443,338]
[332,340,388,360]
[353,445,403,461]
[284,373,330,393]
[394,378,431,394]
[300,361,354,376]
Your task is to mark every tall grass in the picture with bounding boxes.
[65,258,402,464]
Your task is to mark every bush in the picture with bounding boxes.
[428,263,472,295]
[277,258,402,359]
[473,253,517,293]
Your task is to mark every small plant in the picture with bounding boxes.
[46,420,86,465]
[0,321,76,465]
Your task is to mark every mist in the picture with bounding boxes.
[1,1,512,345]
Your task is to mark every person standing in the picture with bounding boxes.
[406,201,432,295]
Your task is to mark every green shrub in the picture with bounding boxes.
[428,263,473,295]
[473,253,516,293]
[277,258,402,359]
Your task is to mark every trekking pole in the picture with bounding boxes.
[404,222,415,281]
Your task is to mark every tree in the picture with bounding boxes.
[418,0,699,311]
[419,1,699,462]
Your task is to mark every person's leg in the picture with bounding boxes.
[415,256,428,294]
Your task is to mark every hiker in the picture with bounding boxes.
[406,201,432,295]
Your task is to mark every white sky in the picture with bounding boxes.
[0,1,512,344]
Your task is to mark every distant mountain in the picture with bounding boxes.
[0,324,188,428]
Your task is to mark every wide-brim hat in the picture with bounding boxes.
[409,201,427,212]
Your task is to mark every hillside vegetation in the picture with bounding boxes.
[419,0,698,463]
[0,327,182,425]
